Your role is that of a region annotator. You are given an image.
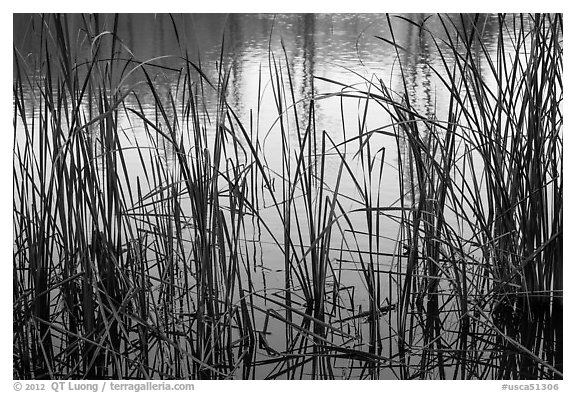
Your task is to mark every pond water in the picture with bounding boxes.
[14,13,554,380]
[13,12,503,254]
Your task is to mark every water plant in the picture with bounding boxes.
[13,13,562,380]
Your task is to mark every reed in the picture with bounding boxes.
[13,13,561,380]
[372,13,562,379]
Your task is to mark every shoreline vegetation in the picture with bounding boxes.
[13,13,562,380]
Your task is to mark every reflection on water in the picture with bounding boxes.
[13,13,500,128]
[13,13,505,203]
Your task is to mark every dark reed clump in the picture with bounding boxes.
[372,13,562,379]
